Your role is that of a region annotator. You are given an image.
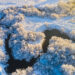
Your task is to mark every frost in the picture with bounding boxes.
[47,36,75,65]
[48,36,75,54]
[0,64,7,75]
[40,0,75,18]
[0,50,8,64]
[19,6,42,17]
[0,27,9,64]
[11,67,33,75]
[0,0,75,19]
[9,23,45,61]
[0,11,6,20]
[61,64,75,75]
[0,0,75,74]
[0,13,24,27]
[11,69,27,75]
[1,0,74,22]
[28,36,75,75]
[0,39,3,46]
[69,30,75,40]
[0,27,6,39]
[56,0,75,16]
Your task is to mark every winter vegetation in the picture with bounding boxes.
[11,36,75,75]
[0,27,9,64]
[0,0,74,21]
[0,0,75,75]
[0,39,3,46]
[11,67,33,75]
[0,13,24,27]
[0,27,8,75]
[0,50,8,64]
[18,0,75,18]
[48,36,75,65]
[9,23,45,61]
[24,36,75,75]
[0,64,7,75]
[61,64,75,75]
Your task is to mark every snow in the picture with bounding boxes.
[0,0,74,35]
[0,27,9,75]
[0,64,7,75]
[19,16,75,40]
[9,23,45,61]
[0,0,58,9]
[28,36,75,75]
[0,0,75,75]
[61,64,75,75]
[0,27,9,64]
[11,67,33,75]
[48,36,75,64]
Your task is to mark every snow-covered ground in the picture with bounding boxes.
[0,0,55,9]
[0,0,75,75]
[0,0,69,9]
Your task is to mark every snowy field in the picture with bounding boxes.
[0,0,75,75]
